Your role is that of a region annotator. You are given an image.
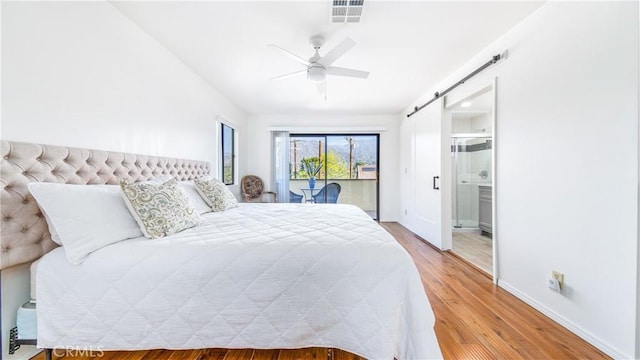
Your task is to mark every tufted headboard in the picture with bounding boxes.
[0,140,211,269]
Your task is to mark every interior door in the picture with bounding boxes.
[414,99,444,248]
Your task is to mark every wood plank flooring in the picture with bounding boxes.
[382,222,608,360]
[31,222,609,360]
[30,347,359,360]
[451,231,493,275]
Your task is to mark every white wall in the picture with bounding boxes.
[637,0,640,349]
[399,1,638,358]
[452,113,491,134]
[245,114,399,221]
[1,2,247,359]
[398,113,416,231]
[1,1,247,168]
[470,114,491,135]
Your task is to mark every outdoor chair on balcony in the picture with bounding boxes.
[240,175,277,202]
[289,191,304,203]
[312,183,341,204]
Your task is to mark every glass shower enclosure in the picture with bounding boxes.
[451,135,492,228]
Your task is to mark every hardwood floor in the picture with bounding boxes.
[31,348,361,360]
[451,231,492,275]
[31,222,609,360]
[382,222,609,360]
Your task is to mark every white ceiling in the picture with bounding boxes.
[112,1,544,116]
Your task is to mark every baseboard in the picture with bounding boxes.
[497,280,628,359]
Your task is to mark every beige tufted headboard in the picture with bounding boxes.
[0,140,211,269]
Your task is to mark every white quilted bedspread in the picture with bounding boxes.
[37,204,442,359]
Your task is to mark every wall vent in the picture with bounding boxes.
[332,0,364,23]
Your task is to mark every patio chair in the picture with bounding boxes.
[289,191,304,203]
[240,175,277,202]
[312,183,341,204]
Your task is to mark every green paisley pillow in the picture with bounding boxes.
[120,178,200,239]
[194,177,238,212]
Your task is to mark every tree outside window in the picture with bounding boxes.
[289,136,377,180]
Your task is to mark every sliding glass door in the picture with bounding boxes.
[289,134,379,219]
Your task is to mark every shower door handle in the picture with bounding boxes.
[433,176,440,190]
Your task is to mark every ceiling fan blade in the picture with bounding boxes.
[267,44,310,67]
[326,66,369,79]
[317,38,356,67]
[315,81,327,101]
[271,69,307,80]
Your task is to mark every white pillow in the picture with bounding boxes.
[28,183,144,264]
[40,210,63,245]
[194,177,239,212]
[120,178,200,239]
[179,181,213,215]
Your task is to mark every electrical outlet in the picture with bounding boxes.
[551,271,564,291]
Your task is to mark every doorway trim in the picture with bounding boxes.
[442,78,498,284]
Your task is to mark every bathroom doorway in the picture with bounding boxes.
[449,86,494,275]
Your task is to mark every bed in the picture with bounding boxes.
[1,140,442,359]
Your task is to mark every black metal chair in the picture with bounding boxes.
[312,183,341,204]
[289,191,303,203]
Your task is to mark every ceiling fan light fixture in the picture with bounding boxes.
[270,36,368,97]
[307,65,326,83]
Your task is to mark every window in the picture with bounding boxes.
[221,123,234,185]
[288,134,379,219]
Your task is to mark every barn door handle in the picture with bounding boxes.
[433,176,440,190]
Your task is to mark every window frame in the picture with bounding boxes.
[220,123,235,185]
[288,133,380,219]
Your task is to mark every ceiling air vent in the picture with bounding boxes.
[332,0,364,23]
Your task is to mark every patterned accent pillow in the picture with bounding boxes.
[194,177,239,212]
[120,178,200,239]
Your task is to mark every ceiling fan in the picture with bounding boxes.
[268,35,369,99]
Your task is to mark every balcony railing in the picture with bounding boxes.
[289,179,377,213]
